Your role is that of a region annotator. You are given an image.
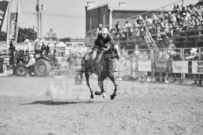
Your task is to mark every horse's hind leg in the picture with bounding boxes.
[95,77,106,97]
[109,77,117,100]
[85,71,94,99]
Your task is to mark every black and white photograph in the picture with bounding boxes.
[0,0,203,134]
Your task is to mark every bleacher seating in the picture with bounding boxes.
[110,1,203,50]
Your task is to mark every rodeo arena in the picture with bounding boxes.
[0,0,203,134]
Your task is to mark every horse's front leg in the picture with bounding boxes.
[95,77,107,98]
[109,76,117,100]
[85,71,94,99]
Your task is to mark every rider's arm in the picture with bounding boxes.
[108,34,115,46]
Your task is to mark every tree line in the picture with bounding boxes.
[0,27,59,42]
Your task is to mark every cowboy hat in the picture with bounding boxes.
[24,39,29,42]
[102,28,109,34]
[190,48,198,55]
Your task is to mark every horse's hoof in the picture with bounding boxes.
[95,91,102,95]
[110,94,116,100]
[90,94,94,99]
[103,93,107,99]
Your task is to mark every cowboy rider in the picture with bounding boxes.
[91,27,115,63]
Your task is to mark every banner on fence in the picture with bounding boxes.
[172,61,188,73]
[155,61,168,72]
[192,61,203,74]
[138,60,151,72]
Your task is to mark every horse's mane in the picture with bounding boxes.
[103,45,116,58]
[98,45,118,71]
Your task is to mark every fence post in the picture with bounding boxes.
[181,48,185,84]
[150,49,155,81]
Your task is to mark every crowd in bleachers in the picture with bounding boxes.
[113,1,203,41]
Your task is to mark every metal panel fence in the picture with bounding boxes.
[2,47,202,85]
[112,47,203,84]
[67,47,203,84]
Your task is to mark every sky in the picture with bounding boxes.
[2,0,199,39]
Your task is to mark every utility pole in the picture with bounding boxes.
[40,10,42,39]
[182,0,184,7]
[36,0,44,39]
[36,0,40,39]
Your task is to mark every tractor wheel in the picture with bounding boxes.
[15,63,27,77]
[34,59,50,77]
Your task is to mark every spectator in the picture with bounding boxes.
[137,15,144,26]
[172,49,183,84]
[116,48,128,80]
[26,54,35,76]
[124,21,132,38]
[167,40,177,82]
[125,21,132,28]
[110,28,117,39]
[8,40,16,67]
[115,21,120,34]
[24,39,32,53]
[96,24,103,36]
[131,50,139,79]
[134,18,140,28]
[168,39,176,51]
[41,39,49,55]
[145,15,153,26]
[138,51,149,82]
[157,50,169,83]
[186,48,202,86]
[186,48,198,60]
[34,39,41,54]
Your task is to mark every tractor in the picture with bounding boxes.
[14,44,57,77]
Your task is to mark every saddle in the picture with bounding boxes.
[85,52,117,74]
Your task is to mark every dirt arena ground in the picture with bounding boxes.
[0,76,203,135]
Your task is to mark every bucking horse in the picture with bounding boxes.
[78,42,120,100]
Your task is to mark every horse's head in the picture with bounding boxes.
[103,42,120,60]
[106,42,120,59]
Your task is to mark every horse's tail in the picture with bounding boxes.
[75,56,86,83]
